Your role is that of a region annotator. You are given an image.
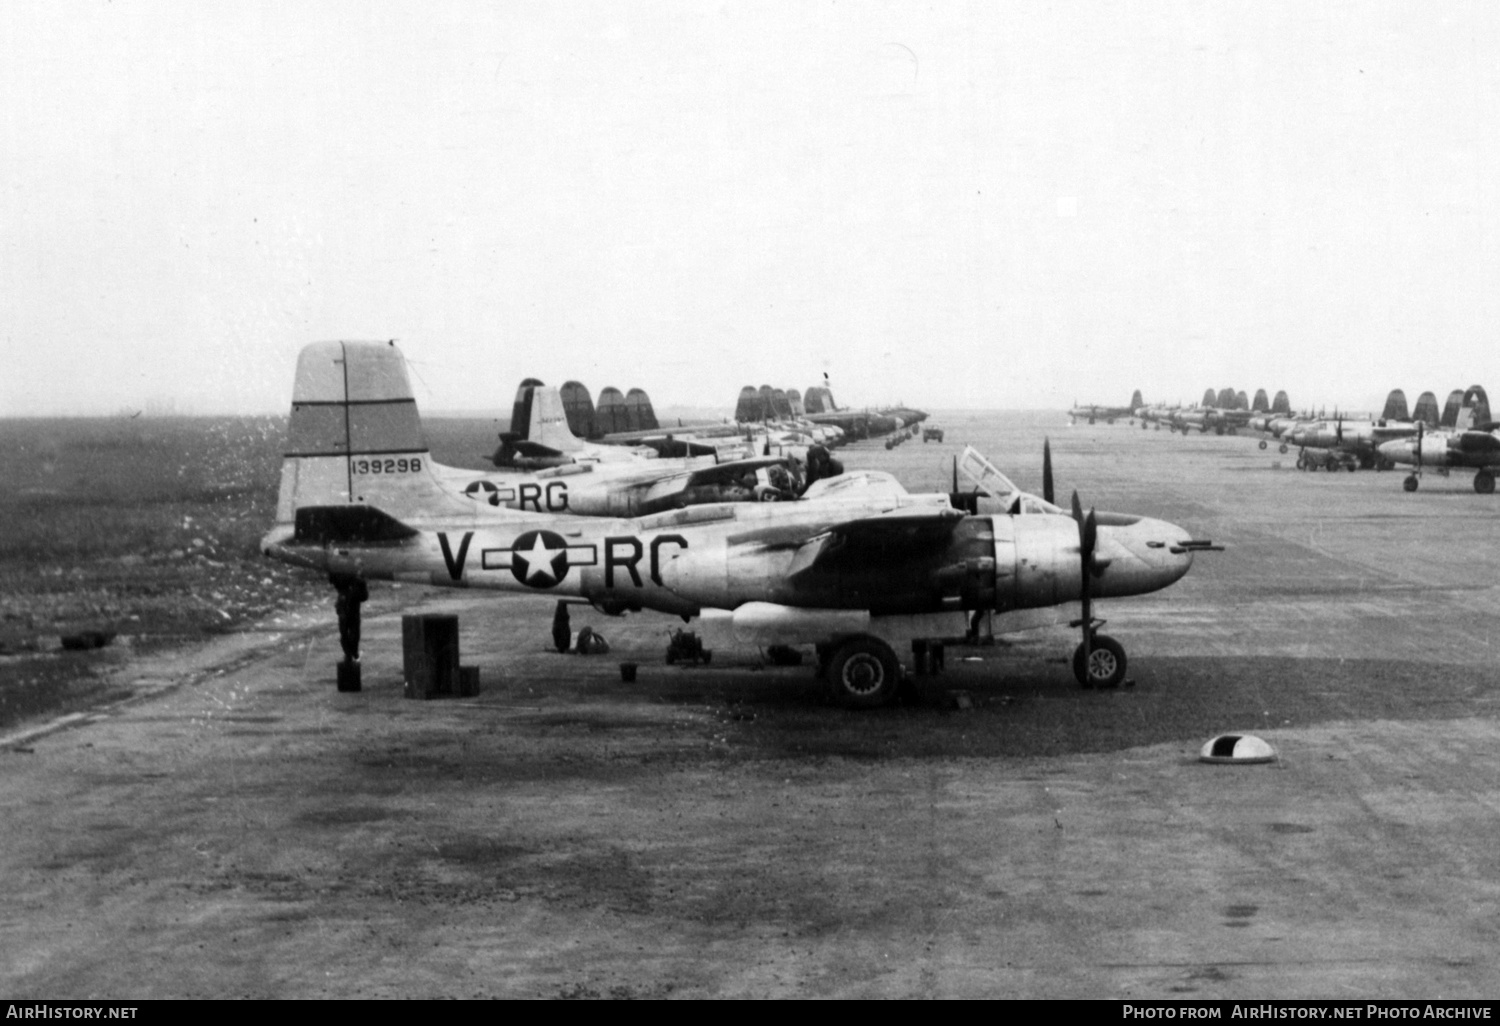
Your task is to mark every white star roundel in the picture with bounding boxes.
[509,530,570,586]
[464,480,500,505]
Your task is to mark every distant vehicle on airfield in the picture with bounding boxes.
[263,341,1211,703]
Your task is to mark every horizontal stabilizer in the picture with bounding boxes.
[294,505,419,545]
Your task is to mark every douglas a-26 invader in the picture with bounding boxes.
[262,341,1212,706]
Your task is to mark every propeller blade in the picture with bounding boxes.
[1082,508,1098,561]
[952,454,958,494]
[1043,439,1055,506]
[1071,490,1083,524]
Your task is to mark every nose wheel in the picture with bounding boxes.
[1403,474,1419,492]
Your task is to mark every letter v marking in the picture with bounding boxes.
[438,532,473,581]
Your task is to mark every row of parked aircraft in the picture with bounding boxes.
[1075,384,1500,494]
[264,341,1214,705]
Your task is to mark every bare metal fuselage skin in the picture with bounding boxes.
[261,500,1195,623]
[266,340,1197,629]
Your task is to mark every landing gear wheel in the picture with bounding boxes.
[1279,444,1288,454]
[1073,635,1127,689]
[827,637,901,709]
[1403,475,1419,493]
[1258,440,1267,449]
[1476,471,1496,494]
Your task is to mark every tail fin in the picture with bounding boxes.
[597,387,628,434]
[788,389,806,417]
[1441,389,1465,428]
[1252,389,1269,413]
[736,386,762,421]
[560,381,598,439]
[1458,385,1490,431]
[276,341,474,523]
[1202,388,1217,407]
[1129,389,1144,410]
[508,378,544,438]
[804,385,835,414]
[1272,391,1290,415]
[624,388,658,431]
[1413,391,1440,427]
[1381,388,1409,422]
[526,385,586,452]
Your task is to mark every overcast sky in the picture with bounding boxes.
[3,1,1497,416]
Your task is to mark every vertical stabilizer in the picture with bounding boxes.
[528,385,586,451]
[1272,391,1290,415]
[1381,389,1409,422]
[277,341,471,523]
[1202,389,1217,407]
[736,386,762,422]
[624,388,658,431]
[1412,391,1440,427]
[596,387,628,434]
[787,388,805,417]
[1459,385,1490,430]
[560,381,598,439]
[1252,389,1269,413]
[1441,389,1465,428]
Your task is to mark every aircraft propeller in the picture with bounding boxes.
[1071,490,1100,685]
[1043,439,1055,506]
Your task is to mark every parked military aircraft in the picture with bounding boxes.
[264,341,1208,704]
[741,382,924,440]
[288,343,791,519]
[493,380,758,469]
[1285,390,1423,469]
[1378,386,1499,493]
[1068,390,1143,426]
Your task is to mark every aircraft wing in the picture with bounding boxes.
[682,456,788,488]
[727,505,965,551]
[785,507,968,578]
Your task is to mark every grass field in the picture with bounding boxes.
[0,414,513,730]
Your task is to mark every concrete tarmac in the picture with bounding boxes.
[4,414,1500,999]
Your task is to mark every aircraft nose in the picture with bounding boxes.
[1095,517,1197,597]
[1377,439,1413,464]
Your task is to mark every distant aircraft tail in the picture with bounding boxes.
[275,340,478,525]
[1129,389,1144,410]
[1381,388,1409,422]
[1272,391,1290,415]
[521,384,586,452]
[1459,385,1490,431]
[559,381,598,439]
[1412,391,1440,427]
[1252,389,1269,413]
[624,388,659,431]
[1441,389,1465,428]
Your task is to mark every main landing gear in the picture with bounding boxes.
[1071,620,1128,689]
[1403,469,1495,493]
[819,635,902,709]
